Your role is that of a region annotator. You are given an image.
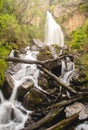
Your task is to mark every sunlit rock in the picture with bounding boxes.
[65,102,88,120]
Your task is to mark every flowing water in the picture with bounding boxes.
[0,11,87,130]
[60,57,75,97]
[45,11,64,47]
[0,46,45,130]
[76,121,88,130]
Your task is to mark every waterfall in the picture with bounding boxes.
[60,57,75,97]
[0,47,44,130]
[45,11,64,47]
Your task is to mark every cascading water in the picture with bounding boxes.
[0,46,46,130]
[60,57,75,97]
[45,11,64,47]
[76,121,88,130]
[45,11,64,58]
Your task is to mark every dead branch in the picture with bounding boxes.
[46,95,82,111]
[38,66,77,94]
[46,113,78,130]
[6,56,77,94]
[21,107,64,130]
[6,54,73,66]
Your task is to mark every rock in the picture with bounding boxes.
[32,39,45,49]
[7,63,22,75]
[65,102,88,120]
[37,46,61,69]
[5,71,14,88]
[1,72,14,98]
[23,88,47,109]
[38,72,49,90]
[17,78,34,98]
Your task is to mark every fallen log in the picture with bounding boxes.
[21,107,64,130]
[38,66,77,94]
[6,55,73,67]
[22,96,82,130]
[46,95,82,111]
[46,113,78,130]
[6,57,77,94]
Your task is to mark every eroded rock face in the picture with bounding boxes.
[65,102,88,120]
[53,1,87,34]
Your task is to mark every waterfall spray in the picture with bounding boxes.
[45,11,64,47]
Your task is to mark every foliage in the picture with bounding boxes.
[0,0,16,14]
[0,14,21,44]
[28,25,40,40]
[69,20,88,50]
[80,3,88,13]
[0,45,12,86]
[68,20,88,81]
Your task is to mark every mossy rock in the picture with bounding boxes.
[37,46,61,69]
[23,88,46,109]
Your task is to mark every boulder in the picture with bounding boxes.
[38,72,49,90]
[65,102,88,120]
[23,87,47,109]
[17,78,34,99]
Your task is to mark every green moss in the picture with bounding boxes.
[0,44,12,86]
[68,20,88,50]
[80,4,88,13]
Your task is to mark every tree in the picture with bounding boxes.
[0,14,21,44]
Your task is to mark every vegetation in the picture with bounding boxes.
[80,3,88,13]
[69,20,88,50]
[0,0,88,87]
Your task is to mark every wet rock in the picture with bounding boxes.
[32,39,45,49]
[18,78,34,98]
[65,102,88,120]
[7,63,22,75]
[37,46,61,69]
[23,88,47,109]
[38,72,49,90]
[1,72,14,98]
[5,71,14,88]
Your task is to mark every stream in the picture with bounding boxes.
[0,11,88,130]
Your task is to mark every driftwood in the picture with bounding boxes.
[6,57,77,94]
[21,95,82,130]
[46,95,82,111]
[6,55,73,67]
[5,56,88,130]
[38,66,77,94]
[22,107,64,130]
[46,113,78,130]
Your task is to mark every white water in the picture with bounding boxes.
[76,121,88,130]
[60,57,75,97]
[45,11,64,47]
[0,46,45,130]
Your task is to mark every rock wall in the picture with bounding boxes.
[53,3,87,34]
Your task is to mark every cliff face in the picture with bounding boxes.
[53,2,87,34]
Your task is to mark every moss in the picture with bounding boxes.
[0,44,12,87]
[54,126,63,130]
[80,4,88,13]
[68,20,88,50]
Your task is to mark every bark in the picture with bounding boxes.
[46,95,82,111]
[6,55,73,66]
[38,66,77,94]
[46,113,78,130]
[6,56,77,94]
[22,96,82,130]
[21,107,64,130]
